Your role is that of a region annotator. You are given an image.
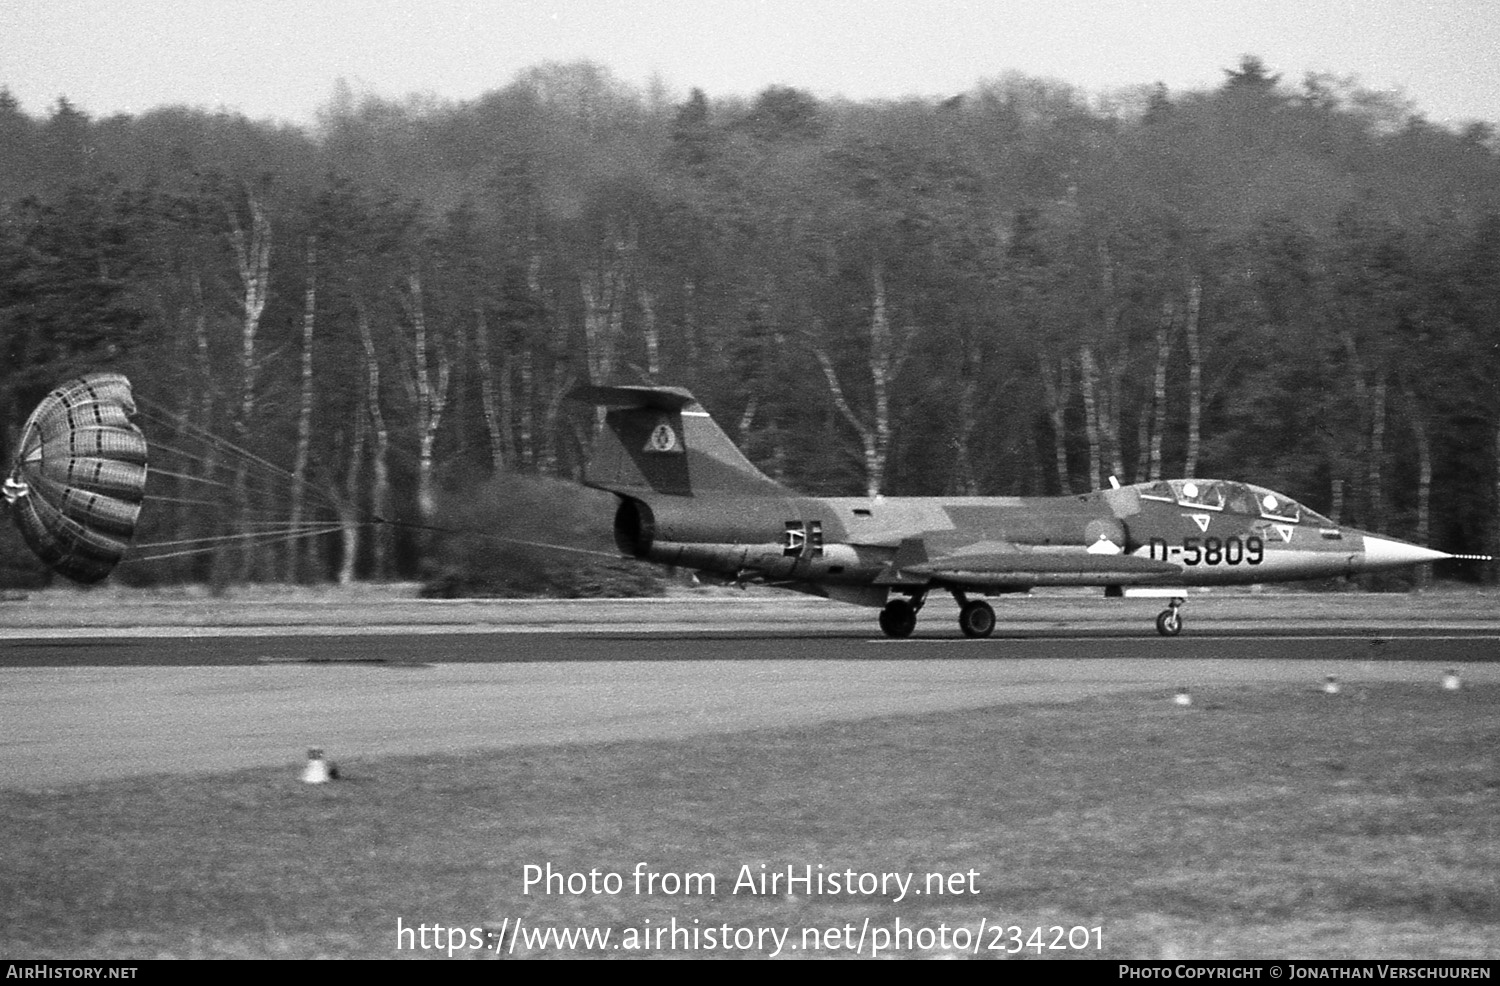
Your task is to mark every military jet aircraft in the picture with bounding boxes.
[573,385,1487,638]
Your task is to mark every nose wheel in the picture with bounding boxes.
[1155,597,1185,636]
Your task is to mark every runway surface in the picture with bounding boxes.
[3,594,1498,790]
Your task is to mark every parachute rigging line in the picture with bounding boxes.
[6,375,623,578]
[133,399,344,514]
[123,396,348,563]
[128,525,348,563]
[368,516,625,562]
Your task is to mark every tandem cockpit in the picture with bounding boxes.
[1135,478,1336,530]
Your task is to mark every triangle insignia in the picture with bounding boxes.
[1186,513,1211,532]
[1274,524,1295,543]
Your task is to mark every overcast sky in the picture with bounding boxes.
[2,0,1496,128]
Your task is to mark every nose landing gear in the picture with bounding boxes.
[1155,597,1185,636]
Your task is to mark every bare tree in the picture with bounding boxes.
[1401,382,1432,585]
[581,234,629,386]
[1078,344,1104,490]
[809,269,909,498]
[1148,297,1175,481]
[286,234,317,581]
[1183,278,1203,478]
[336,398,367,585]
[226,188,271,581]
[401,272,451,523]
[356,303,393,577]
[1038,354,1073,494]
[472,305,513,473]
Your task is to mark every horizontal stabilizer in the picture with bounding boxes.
[569,385,699,411]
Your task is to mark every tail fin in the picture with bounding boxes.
[570,386,791,498]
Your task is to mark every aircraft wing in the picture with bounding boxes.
[877,539,1182,588]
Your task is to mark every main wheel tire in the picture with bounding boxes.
[958,600,996,639]
[879,599,917,639]
[1155,608,1182,637]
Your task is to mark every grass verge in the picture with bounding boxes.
[3,682,1497,959]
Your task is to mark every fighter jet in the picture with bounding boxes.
[573,385,1487,637]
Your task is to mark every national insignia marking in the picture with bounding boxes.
[1252,520,1295,542]
[645,422,678,453]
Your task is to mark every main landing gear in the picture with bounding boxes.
[878,595,920,639]
[957,597,996,638]
[877,590,997,639]
[1155,597,1186,637]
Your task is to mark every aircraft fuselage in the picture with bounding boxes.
[615,483,1436,602]
[574,385,1472,637]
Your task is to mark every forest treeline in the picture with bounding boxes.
[1,56,1498,587]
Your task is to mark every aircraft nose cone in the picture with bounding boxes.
[1359,535,1450,570]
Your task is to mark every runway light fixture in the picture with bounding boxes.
[301,748,339,784]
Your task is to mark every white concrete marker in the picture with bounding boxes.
[301,748,337,784]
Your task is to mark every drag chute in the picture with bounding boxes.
[3,373,148,583]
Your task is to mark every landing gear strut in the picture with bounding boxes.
[1155,597,1185,637]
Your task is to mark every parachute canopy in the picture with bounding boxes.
[4,373,148,583]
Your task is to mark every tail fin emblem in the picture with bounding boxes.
[645,422,679,453]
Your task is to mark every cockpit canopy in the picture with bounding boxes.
[1135,479,1334,526]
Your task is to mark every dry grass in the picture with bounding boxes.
[3,681,1497,959]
